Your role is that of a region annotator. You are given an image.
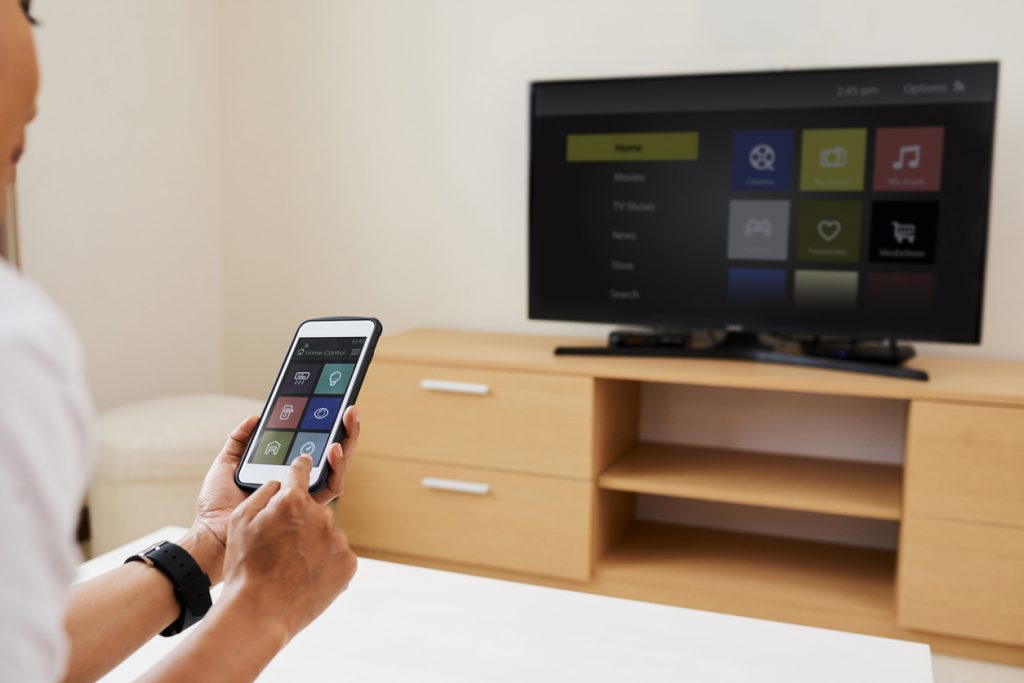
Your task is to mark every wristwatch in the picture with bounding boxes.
[125,540,212,636]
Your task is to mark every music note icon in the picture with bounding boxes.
[892,144,921,171]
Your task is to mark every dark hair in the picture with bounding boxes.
[20,0,37,25]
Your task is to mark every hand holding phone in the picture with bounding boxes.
[235,317,381,493]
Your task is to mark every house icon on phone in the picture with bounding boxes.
[264,441,282,456]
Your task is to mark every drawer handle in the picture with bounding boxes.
[419,379,490,396]
[420,477,491,496]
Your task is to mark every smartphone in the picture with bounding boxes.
[235,317,382,493]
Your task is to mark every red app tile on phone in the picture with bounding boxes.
[266,396,308,429]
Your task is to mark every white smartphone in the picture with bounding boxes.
[235,317,382,493]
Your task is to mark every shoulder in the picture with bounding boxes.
[0,259,84,374]
[0,258,94,472]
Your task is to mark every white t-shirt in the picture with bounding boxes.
[0,259,95,682]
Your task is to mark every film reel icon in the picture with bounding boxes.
[748,144,776,171]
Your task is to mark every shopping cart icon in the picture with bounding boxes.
[293,371,312,386]
[892,221,916,244]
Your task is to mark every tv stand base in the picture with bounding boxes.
[555,331,928,381]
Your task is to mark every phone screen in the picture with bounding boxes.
[246,336,366,467]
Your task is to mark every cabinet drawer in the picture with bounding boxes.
[898,516,1024,646]
[905,401,1024,526]
[337,456,593,580]
[357,362,594,477]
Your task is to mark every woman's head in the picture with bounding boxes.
[0,0,39,215]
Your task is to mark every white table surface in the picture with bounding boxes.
[78,526,933,682]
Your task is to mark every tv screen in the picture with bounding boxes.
[529,63,998,343]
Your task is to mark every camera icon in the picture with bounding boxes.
[819,146,848,169]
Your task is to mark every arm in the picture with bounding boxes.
[60,525,224,683]
[138,457,357,683]
[61,408,361,683]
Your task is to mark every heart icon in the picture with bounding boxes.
[817,219,841,242]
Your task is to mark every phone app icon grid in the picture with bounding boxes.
[266,396,308,429]
[315,363,355,395]
[799,128,867,192]
[727,200,790,261]
[251,430,295,465]
[731,130,794,191]
[300,396,343,431]
[286,432,331,466]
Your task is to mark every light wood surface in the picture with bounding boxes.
[598,522,896,622]
[898,516,1024,647]
[375,328,1024,407]
[592,489,633,565]
[356,361,594,478]
[337,454,592,580]
[347,328,1024,664]
[905,401,1024,527]
[600,442,903,521]
[592,379,639,474]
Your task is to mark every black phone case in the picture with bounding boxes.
[234,316,383,494]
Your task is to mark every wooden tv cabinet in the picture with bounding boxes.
[337,328,1024,664]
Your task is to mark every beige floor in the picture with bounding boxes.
[934,654,1024,683]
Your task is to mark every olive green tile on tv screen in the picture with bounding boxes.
[799,128,867,191]
[796,200,863,263]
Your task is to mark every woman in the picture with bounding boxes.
[1,1,361,680]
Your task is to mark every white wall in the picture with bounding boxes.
[18,0,224,410]
[219,0,1024,397]
[14,0,1022,425]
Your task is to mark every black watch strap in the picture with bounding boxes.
[126,541,213,637]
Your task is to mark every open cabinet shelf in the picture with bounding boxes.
[599,442,903,521]
[595,522,897,629]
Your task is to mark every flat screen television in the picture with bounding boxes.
[528,63,998,368]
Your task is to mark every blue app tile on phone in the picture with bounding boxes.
[731,130,794,191]
[286,432,330,466]
[300,396,343,431]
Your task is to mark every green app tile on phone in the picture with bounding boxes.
[315,363,355,395]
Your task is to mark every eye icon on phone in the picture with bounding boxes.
[313,407,330,420]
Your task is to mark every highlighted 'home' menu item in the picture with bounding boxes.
[566,132,699,162]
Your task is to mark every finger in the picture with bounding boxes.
[235,480,281,522]
[220,415,260,463]
[287,454,314,492]
[312,443,345,504]
[340,406,360,458]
